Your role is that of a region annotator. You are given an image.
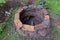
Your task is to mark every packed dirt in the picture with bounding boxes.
[18,5,53,40]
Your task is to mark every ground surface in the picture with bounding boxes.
[0,0,60,40]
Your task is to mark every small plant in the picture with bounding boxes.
[0,0,6,34]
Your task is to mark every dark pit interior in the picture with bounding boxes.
[19,8,44,26]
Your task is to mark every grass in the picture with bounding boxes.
[46,0,60,15]
[34,0,60,15]
[0,0,6,6]
[0,8,23,40]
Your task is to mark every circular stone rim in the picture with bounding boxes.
[14,7,50,32]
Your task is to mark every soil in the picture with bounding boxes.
[20,6,44,26]
[18,5,53,40]
[0,11,5,23]
[0,1,23,23]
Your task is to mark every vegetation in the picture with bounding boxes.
[34,0,60,15]
[0,0,6,6]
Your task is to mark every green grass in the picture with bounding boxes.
[0,0,6,3]
[0,8,23,40]
[0,0,6,6]
[46,0,60,15]
[34,0,60,15]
